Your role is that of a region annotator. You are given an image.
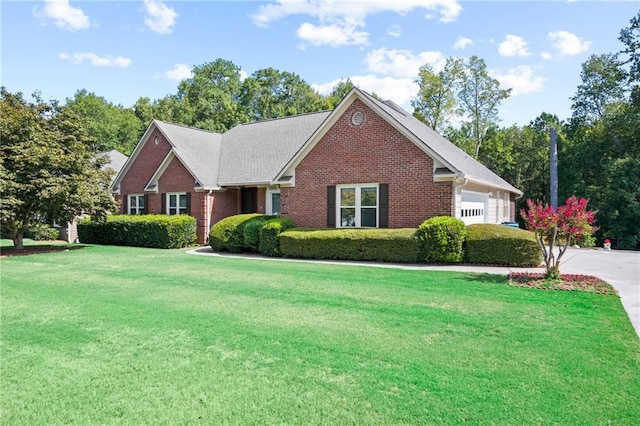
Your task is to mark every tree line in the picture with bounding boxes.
[1,12,638,249]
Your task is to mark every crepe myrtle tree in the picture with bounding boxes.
[0,88,117,250]
[521,196,597,279]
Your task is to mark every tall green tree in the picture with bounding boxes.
[176,59,247,132]
[456,56,511,158]
[240,68,326,121]
[619,11,640,105]
[412,58,462,133]
[65,89,143,155]
[0,88,117,249]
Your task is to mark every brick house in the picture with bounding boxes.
[112,88,522,244]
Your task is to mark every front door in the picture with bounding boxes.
[241,187,258,213]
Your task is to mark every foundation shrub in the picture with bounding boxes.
[258,217,294,256]
[78,215,196,249]
[416,216,467,263]
[209,213,265,252]
[278,228,421,263]
[465,224,542,266]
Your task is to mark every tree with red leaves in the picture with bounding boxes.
[521,197,597,279]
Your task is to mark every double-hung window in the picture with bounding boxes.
[128,194,146,215]
[166,192,188,215]
[337,184,378,228]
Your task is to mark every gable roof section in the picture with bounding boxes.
[217,111,331,185]
[112,120,222,192]
[154,120,222,189]
[361,91,522,194]
[276,88,521,195]
[98,150,128,184]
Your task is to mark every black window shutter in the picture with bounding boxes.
[186,192,191,215]
[143,194,148,215]
[327,185,336,228]
[379,184,389,228]
[123,195,128,215]
[161,193,166,214]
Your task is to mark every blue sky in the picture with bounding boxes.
[2,0,637,126]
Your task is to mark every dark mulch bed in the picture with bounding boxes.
[509,272,617,295]
[0,244,87,258]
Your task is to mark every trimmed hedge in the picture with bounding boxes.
[279,228,421,263]
[259,217,294,256]
[209,214,273,252]
[416,216,467,263]
[78,214,196,249]
[465,224,542,267]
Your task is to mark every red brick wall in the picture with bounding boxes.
[119,129,172,211]
[284,99,452,228]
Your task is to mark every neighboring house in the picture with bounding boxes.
[58,149,129,242]
[112,88,522,244]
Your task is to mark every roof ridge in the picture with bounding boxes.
[154,119,222,135]
[237,110,332,127]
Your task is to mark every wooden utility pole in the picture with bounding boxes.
[550,128,558,211]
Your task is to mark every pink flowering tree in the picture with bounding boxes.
[521,197,597,279]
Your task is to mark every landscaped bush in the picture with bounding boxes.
[465,224,542,267]
[209,213,268,252]
[279,228,421,263]
[25,223,59,241]
[78,214,196,249]
[416,216,467,263]
[258,217,294,256]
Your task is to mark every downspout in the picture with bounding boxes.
[204,190,212,245]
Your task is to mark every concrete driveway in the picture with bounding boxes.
[189,246,640,338]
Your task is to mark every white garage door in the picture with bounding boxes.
[461,192,487,225]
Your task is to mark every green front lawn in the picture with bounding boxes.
[1,245,639,424]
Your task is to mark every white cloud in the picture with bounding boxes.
[59,52,132,68]
[314,75,417,107]
[498,35,530,57]
[252,0,462,46]
[548,31,591,56]
[387,25,402,37]
[35,0,90,31]
[453,36,472,50]
[365,47,446,78]
[143,0,178,35]
[490,65,545,96]
[164,64,192,81]
[297,22,368,46]
[541,51,553,60]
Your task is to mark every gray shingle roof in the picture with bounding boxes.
[98,150,128,184]
[217,111,331,185]
[154,120,222,188]
[359,90,522,194]
[134,89,519,195]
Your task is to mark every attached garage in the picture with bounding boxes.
[460,191,487,225]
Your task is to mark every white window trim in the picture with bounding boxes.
[166,192,188,216]
[336,183,379,228]
[266,188,281,215]
[128,194,146,215]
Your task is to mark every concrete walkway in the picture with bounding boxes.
[188,247,640,338]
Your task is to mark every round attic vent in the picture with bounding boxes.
[351,111,365,126]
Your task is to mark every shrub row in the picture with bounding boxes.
[279,228,421,263]
[209,214,293,256]
[209,214,542,267]
[78,214,196,249]
[465,224,541,266]
[25,223,59,241]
